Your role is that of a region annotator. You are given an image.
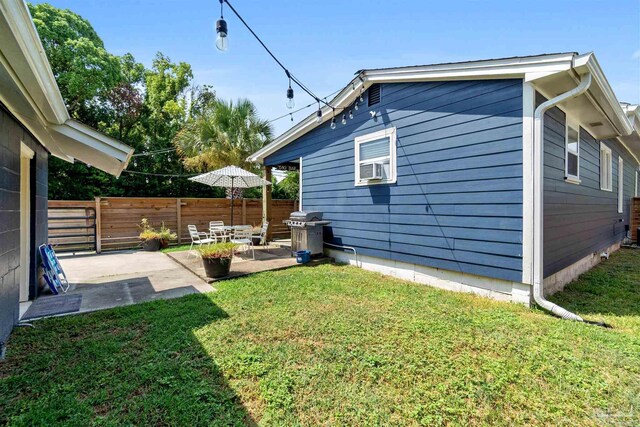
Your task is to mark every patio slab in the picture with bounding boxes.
[22,251,213,319]
[167,246,299,282]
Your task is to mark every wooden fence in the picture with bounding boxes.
[48,197,297,252]
[632,197,640,243]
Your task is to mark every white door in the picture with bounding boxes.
[19,143,34,302]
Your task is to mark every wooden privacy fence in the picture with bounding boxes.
[48,197,297,252]
[632,197,640,243]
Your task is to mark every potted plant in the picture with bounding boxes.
[138,218,162,251]
[197,242,238,278]
[158,222,177,249]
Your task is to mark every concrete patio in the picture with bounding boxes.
[18,245,302,321]
[167,245,298,283]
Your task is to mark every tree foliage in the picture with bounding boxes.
[29,3,230,199]
[173,98,273,174]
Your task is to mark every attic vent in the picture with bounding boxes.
[368,84,381,107]
[589,121,603,127]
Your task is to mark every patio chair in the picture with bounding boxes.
[230,227,254,259]
[209,221,229,243]
[252,222,269,246]
[188,225,216,257]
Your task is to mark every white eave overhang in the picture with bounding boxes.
[249,52,639,165]
[0,0,133,177]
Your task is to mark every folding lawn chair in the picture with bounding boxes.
[39,244,69,294]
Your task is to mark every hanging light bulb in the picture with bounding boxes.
[341,114,347,125]
[286,83,295,109]
[168,177,172,184]
[330,117,336,130]
[145,177,149,184]
[167,155,171,162]
[316,108,322,123]
[354,101,359,111]
[133,159,138,167]
[349,109,353,120]
[359,88,364,103]
[215,1,228,52]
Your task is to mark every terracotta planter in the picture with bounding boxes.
[160,239,169,249]
[141,238,161,251]
[202,257,232,278]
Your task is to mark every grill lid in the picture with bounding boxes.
[289,211,323,222]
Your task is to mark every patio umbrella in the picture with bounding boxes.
[189,165,271,226]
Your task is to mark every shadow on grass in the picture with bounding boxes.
[549,248,640,318]
[0,294,256,426]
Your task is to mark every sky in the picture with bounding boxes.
[35,0,640,137]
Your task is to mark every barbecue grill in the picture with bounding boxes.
[284,211,331,256]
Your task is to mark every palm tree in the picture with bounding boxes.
[173,98,273,174]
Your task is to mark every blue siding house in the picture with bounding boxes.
[250,53,640,317]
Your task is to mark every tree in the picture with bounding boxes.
[278,171,299,200]
[28,3,121,123]
[173,98,273,174]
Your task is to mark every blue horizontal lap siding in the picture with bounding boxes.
[266,80,524,282]
[540,92,639,277]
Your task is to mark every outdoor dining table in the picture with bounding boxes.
[209,225,251,240]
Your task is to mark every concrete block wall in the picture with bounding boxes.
[0,103,48,344]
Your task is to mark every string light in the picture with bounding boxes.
[341,114,347,125]
[215,0,228,52]
[316,105,322,123]
[348,109,353,120]
[145,177,149,184]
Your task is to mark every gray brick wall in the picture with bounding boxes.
[0,103,48,344]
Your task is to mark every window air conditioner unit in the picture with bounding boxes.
[360,162,384,180]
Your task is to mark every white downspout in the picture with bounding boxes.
[532,72,592,321]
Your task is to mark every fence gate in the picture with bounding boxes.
[48,205,97,253]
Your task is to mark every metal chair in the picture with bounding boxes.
[188,225,215,257]
[209,221,228,242]
[230,227,254,259]
[252,222,269,246]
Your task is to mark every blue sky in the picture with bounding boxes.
[36,0,640,136]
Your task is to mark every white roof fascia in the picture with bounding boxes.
[249,54,577,163]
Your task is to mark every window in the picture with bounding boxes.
[368,84,381,107]
[354,127,396,186]
[565,123,580,183]
[600,142,612,191]
[618,156,624,213]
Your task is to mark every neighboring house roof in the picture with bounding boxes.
[0,0,133,177]
[249,52,640,164]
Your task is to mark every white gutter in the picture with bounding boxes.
[532,72,592,321]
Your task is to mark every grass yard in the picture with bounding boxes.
[1,251,639,426]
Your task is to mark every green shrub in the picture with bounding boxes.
[196,242,238,259]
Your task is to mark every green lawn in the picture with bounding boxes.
[1,251,639,426]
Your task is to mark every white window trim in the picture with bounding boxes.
[600,142,613,192]
[354,127,397,186]
[564,120,580,184]
[635,170,638,198]
[618,156,624,214]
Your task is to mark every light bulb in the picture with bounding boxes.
[286,87,295,109]
[316,109,322,123]
[330,118,336,129]
[145,177,149,184]
[216,19,228,52]
[349,110,353,120]
[341,114,347,125]
[168,178,172,184]
[354,102,359,111]
[359,88,364,103]
[133,160,138,167]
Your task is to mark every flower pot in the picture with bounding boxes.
[141,238,161,251]
[160,239,169,249]
[202,257,232,278]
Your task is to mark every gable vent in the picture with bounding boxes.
[368,84,381,107]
